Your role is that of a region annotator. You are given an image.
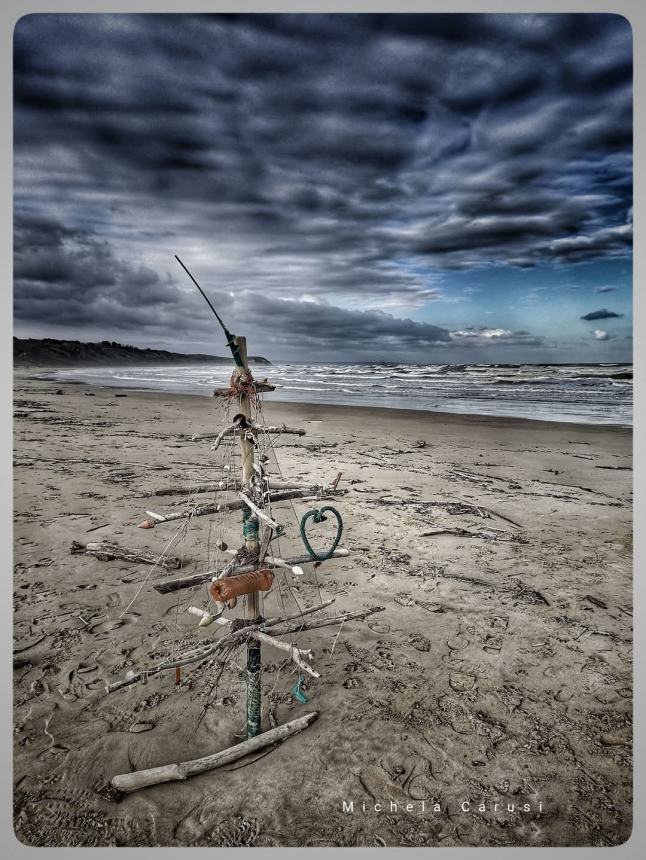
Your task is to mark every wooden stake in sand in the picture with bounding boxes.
[233,333,263,738]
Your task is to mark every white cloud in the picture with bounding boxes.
[449,327,542,346]
[594,329,610,340]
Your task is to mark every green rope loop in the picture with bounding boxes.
[299,506,343,562]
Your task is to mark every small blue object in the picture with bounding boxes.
[291,674,310,704]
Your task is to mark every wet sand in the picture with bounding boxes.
[13,371,632,847]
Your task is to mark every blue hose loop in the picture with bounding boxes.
[299,506,343,562]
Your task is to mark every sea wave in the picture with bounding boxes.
[42,362,633,426]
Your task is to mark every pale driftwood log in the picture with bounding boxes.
[111,711,318,794]
[152,548,350,594]
[140,488,346,527]
[70,540,182,570]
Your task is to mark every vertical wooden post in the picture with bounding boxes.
[232,335,262,738]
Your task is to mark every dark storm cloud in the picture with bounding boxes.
[13,209,453,357]
[13,13,632,351]
[580,308,623,320]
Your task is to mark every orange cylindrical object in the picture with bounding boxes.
[209,568,274,603]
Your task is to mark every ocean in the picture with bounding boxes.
[41,362,632,427]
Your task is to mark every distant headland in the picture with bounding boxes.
[13,338,271,367]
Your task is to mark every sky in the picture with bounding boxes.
[13,13,633,364]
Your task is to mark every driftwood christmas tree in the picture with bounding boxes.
[105,257,383,792]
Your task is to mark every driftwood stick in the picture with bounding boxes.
[111,711,319,794]
[152,549,350,594]
[146,482,223,497]
[251,425,307,436]
[421,527,509,539]
[238,492,279,529]
[193,416,245,449]
[262,597,336,627]
[250,631,319,678]
[151,478,324,497]
[192,425,306,445]
[141,488,346,527]
[223,547,306,576]
[70,540,182,570]
[420,528,480,538]
[211,614,320,678]
[213,380,275,396]
[268,605,385,637]
[146,480,323,498]
[264,555,305,576]
[484,508,523,529]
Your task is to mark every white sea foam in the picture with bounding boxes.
[44,362,632,426]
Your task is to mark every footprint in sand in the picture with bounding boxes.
[367,619,391,634]
[88,613,139,636]
[408,634,432,652]
[129,720,155,733]
[407,773,435,801]
[554,687,574,702]
[449,672,477,693]
[415,599,443,613]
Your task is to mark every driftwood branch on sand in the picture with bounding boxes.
[151,548,350,594]
[191,422,307,450]
[138,488,346,528]
[145,479,322,497]
[111,711,318,794]
[70,540,183,570]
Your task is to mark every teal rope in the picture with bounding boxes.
[299,506,343,562]
[291,674,309,704]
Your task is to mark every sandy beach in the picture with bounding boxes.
[13,371,632,847]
